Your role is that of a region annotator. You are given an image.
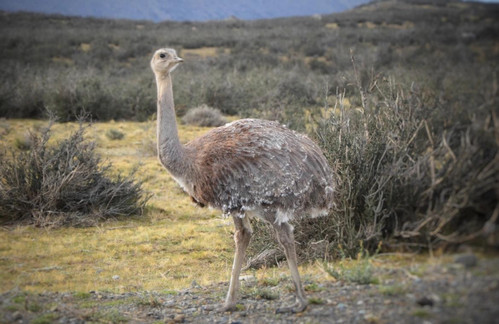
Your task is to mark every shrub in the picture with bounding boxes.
[0,120,149,227]
[249,66,498,263]
[14,132,33,150]
[181,105,227,127]
[105,128,125,140]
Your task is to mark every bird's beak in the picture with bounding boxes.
[175,57,184,63]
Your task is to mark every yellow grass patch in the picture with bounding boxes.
[51,56,74,65]
[181,47,229,59]
[0,119,428,295]
[383,21,414,29]
[325,22,339,29]
[304,56,328,64]
[358,21,378,29]
[80,43,91,52]
[357,21,414,29]
[0,119,233,293]
[449,2,470,10]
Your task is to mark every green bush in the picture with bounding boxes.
[0,120,149,227]
[181,105,227,127]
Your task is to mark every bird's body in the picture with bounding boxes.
[177,118,334,223]
[150,48,334,313]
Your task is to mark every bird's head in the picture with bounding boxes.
[151,48,184,76]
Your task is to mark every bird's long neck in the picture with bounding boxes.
[155,73,187,177]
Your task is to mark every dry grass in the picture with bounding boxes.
[0,217,232,293]
[181,47,229,58]
[0,119,331,294]
[0,119,233,293]
[0,118,494,295]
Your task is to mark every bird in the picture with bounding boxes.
[150,48,334,313]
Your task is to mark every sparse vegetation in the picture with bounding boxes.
[0,119,149,227]
[324,257,377,285]
[322,242,380,284]
[378,284,408,296]
[253,287,279,301]
[308,297,325,305]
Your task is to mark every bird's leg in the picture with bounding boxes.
[273,222,308,313]
[219,214,252,312]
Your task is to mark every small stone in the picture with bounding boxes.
[337,303,347,310]
[357,300,364,305]
[416,296,434,307]
[146,311,161,319]
[239,275,256,282]
[173,314,185,323]
[112,275,120,280]
[454,254,477,268]
[202,304,215,311]
[183,307,197,314]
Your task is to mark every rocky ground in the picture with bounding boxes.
[1,254,499,324]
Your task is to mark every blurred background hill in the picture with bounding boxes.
[0,0,369,21]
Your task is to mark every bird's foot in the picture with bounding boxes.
[275,300,308,314]
[216,303,238,313]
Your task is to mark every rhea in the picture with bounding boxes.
[151,48,334,313]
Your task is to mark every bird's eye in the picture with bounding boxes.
[159,53,166,58]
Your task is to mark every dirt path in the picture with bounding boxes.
[2,255,498,323]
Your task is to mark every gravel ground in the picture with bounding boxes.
[1,255,498,324]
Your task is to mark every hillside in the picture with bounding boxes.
[0,0,368,22]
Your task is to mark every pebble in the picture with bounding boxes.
[240,275,256,282]
[416,296,434,307]
[183,307,197,314]
[112,275,120,280]
[337,303,347,310]
[146,311,162,319]
[202,304,215,311]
